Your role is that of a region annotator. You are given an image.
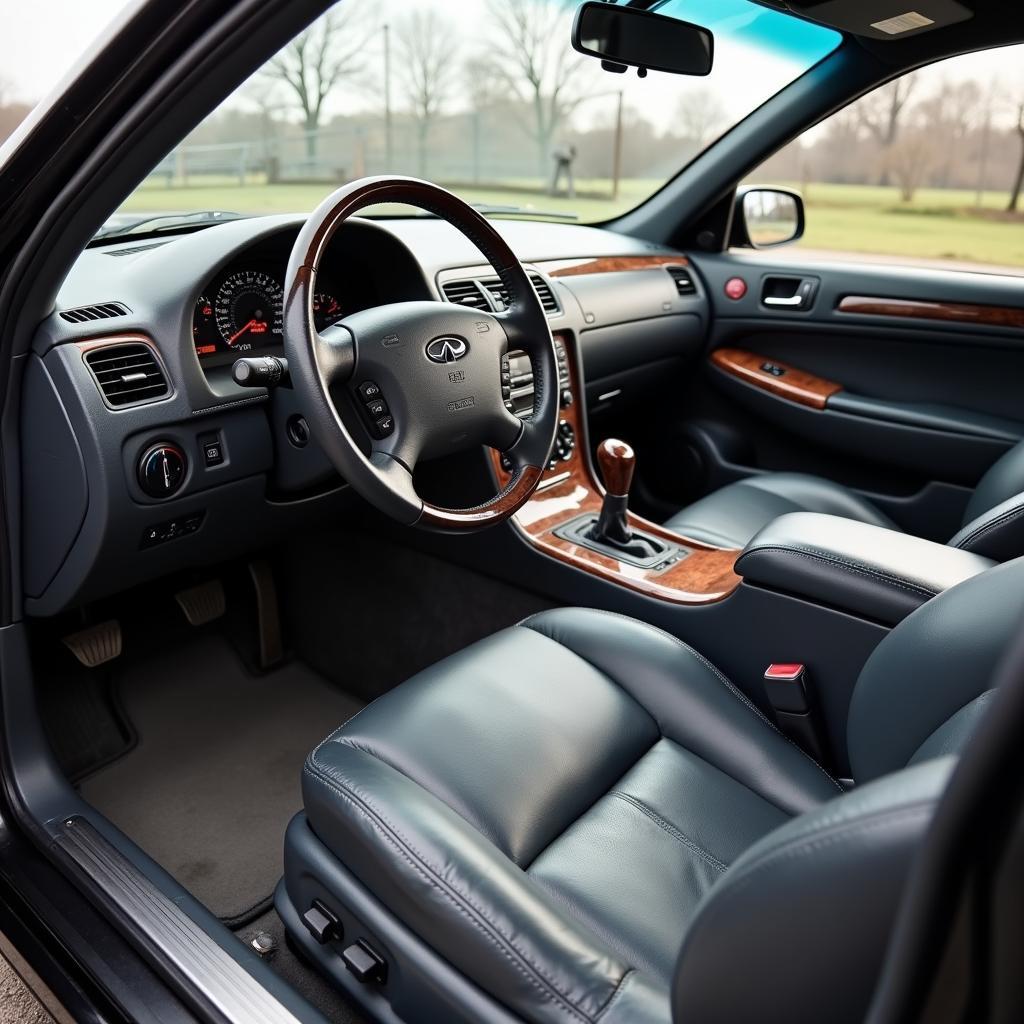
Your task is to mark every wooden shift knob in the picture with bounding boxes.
[597,438,636,497]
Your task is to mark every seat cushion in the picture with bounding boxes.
[664,472,900,548]
[299,608,842,1024]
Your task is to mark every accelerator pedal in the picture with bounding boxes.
[62,620,122,668]
[175,580,226,626]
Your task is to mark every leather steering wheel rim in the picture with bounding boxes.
[283,176,559,531]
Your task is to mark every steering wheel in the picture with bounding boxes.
[283,177,559,532]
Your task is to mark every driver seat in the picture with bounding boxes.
[279,560,1024,1024]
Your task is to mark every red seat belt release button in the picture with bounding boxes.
[764,663,808,714]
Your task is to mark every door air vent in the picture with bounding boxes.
[60,302,131,325]
[440,279,490,310]
[84,343,170,408]
[666,266,697,296]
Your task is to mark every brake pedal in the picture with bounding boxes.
[175,580,226,626]
[62,620,122,668]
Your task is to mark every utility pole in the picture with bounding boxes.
[612,90,624,201]
[384,23,393,170]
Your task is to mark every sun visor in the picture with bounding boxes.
[765,1,973,40]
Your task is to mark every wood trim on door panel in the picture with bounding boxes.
[710,348,841,411]
[837,296,1024,331]
[546,255,688,278]
[489,333,741,605]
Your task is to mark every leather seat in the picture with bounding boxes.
[663,439,1024,559]
[280,560,1024,1024]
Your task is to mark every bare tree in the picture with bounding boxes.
[887,122,938,202]
[262,3,374,161]
[397,11,458,177]
[857,76,919,185]
[674,88,727,151]
[485,0,589,179]
[1009,99,1024,212]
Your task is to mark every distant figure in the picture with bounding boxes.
[550,143,577,198]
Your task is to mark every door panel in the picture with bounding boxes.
[651,251,1024,541]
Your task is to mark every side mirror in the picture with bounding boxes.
[732,187,805,249]
[571,1,714,77]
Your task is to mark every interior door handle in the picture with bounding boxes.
[763,295,806,307]
[761,276,818,311]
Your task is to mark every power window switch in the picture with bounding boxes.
[342,941,387,984]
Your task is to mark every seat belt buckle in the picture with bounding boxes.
[763,663,829,766]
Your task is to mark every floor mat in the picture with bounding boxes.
[80,635,362,923]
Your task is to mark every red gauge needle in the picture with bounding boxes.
[228,319,261,345]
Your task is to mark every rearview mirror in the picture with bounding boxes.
[571,1,714,77]
[733,188,805,249]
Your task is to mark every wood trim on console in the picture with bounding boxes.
[710,347,841,411]
[489,333,740,605]
[837,296,1024,331]
[546,254,688,278]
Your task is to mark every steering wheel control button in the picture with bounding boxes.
[374,414,395,438]
[725,277,748,300]
[365,397,389,418]
[137,442,187,498]
[357,381,382,402]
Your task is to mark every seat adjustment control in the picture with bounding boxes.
[302,900,342,945]
[342,940,387,984]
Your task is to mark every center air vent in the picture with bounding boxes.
[60,302,130,325]
[84,343,170,408]
[443,274,560,316]
[667,266,697,296]
[441,279,490,310]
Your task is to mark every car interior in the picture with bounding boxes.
[1,1,1024,1023]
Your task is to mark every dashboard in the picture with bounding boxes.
[24,214,708,615]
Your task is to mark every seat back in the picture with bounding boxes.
[672,557,1024,1024]
[950,440,1024,559]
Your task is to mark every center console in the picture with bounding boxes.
[489,332,740,604]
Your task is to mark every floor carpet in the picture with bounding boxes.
[80,635,362,924]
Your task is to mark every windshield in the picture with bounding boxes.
[99,0,839,230]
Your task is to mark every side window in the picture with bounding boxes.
[747,44,1024,276]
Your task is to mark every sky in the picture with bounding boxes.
[2,0,1023,130]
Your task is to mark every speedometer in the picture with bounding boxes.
[214,270,284,352]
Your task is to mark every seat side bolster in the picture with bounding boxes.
[671,758,954,1024]
[521,608,842,816]
[951,492,1024,561]
[303,742,631,1024]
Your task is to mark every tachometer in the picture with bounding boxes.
[313,292,344,330]
[214,270,284,352]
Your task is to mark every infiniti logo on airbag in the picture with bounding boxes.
[426,336,468,363]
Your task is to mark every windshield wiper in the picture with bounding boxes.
[92,210,245,243]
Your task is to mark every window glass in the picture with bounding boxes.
[747,44,1024,274]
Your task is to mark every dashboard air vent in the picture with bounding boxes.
[84,343,169,408]
[60,302,130,325]
[480,277,510,310]
[441,279,490,310]
[104,241,169,257]
[529,273,560,314]
[666,266,697,296]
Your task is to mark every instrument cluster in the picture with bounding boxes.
[192,264,347,367]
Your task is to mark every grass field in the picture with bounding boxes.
[121,177,1024,271]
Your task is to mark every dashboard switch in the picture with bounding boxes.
[725,277,748,300]
[200,433,224,467]
[138,443,187,499]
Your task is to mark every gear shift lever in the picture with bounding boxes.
[593,439,636,545]
[588,439,665,559]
